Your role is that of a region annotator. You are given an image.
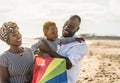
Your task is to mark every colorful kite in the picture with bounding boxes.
[32,56,68,83]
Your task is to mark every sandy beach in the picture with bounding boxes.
[0,38,120,83]
[77,40,120,83]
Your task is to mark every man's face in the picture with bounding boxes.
[62,18,80,37]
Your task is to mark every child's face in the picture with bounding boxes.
[45,25,58,41]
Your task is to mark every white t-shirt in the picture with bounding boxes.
[57,41,88,83]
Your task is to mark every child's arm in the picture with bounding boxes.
[31,40,42,54]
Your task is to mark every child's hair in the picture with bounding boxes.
[43,21,56,35]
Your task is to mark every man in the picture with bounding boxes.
[39,15,88,83]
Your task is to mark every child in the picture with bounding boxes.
[31,21,84,56]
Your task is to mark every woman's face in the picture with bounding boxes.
[8,30,22,46]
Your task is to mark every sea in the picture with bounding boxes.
[0,38,37,54]
[0,38,92,54]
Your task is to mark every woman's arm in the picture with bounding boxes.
[39,39,72,69]
[0,65,10,83]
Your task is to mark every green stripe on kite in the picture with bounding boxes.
[39,58,66,83]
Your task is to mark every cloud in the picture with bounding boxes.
[109,0,120,15]
[0,0,119,23]
[0,0,120,37]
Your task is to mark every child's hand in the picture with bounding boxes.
[75,37,85,43]
[34,50,39,55]
[37,51,44,56]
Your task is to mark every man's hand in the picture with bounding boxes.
[75,37,85,43]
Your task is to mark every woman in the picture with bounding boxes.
[0,22,34,83]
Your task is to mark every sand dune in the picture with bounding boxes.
[77,40,120,83]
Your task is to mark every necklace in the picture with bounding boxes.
[14,52,23,56]
[9,47,24,56]
[8,51,24,56]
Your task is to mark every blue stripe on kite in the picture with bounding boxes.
[46,71,68,83]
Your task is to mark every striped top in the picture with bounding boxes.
[0,47,34,83]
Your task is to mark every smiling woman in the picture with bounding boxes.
[0,21,34,83]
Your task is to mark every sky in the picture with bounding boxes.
[0,0,120,38]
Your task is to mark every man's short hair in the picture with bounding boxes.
[70,15,81,23]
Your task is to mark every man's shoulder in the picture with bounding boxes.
[59,41,87,51]
[65,41,87,46]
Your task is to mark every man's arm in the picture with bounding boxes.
[63,42,88,67]
[39,40,72,69]
[46,49,72,69]
[59,37,85,44]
